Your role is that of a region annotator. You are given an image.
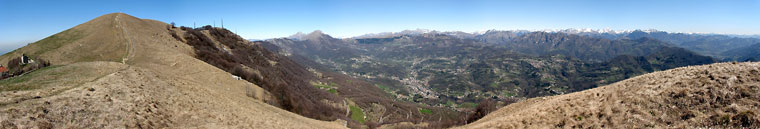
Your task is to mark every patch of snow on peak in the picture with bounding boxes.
[287,32,307,40]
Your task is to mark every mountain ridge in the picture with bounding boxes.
[343,28,760,61]
[2,13,757,128]
[265,29,716,109]
[0,13,348,129]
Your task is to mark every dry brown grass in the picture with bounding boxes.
[0,13,128,65]
[458,62,760,128]
[174,25,347,121]
[0,13,347,129]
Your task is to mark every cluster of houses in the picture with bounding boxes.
[1,54,39,80]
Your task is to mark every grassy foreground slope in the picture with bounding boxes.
[0,14,126,65]
[458,62,760,128]
[0,13,346,128]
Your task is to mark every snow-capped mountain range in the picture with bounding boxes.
[347,28,742,39]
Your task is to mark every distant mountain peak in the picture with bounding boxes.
[399,28,433,34]
[352,28,434,39]
[303,30,333,40]
[630,29,663,33]
[556,28,637,34]
[306,30,325,37]
[287,30,333,41]
[287,32,307,40]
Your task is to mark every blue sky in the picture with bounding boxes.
[1,0,759,54]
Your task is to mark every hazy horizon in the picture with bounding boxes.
[1,0,759,54]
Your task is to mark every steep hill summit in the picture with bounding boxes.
[0,13,346,128]
[459,62,760,128]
